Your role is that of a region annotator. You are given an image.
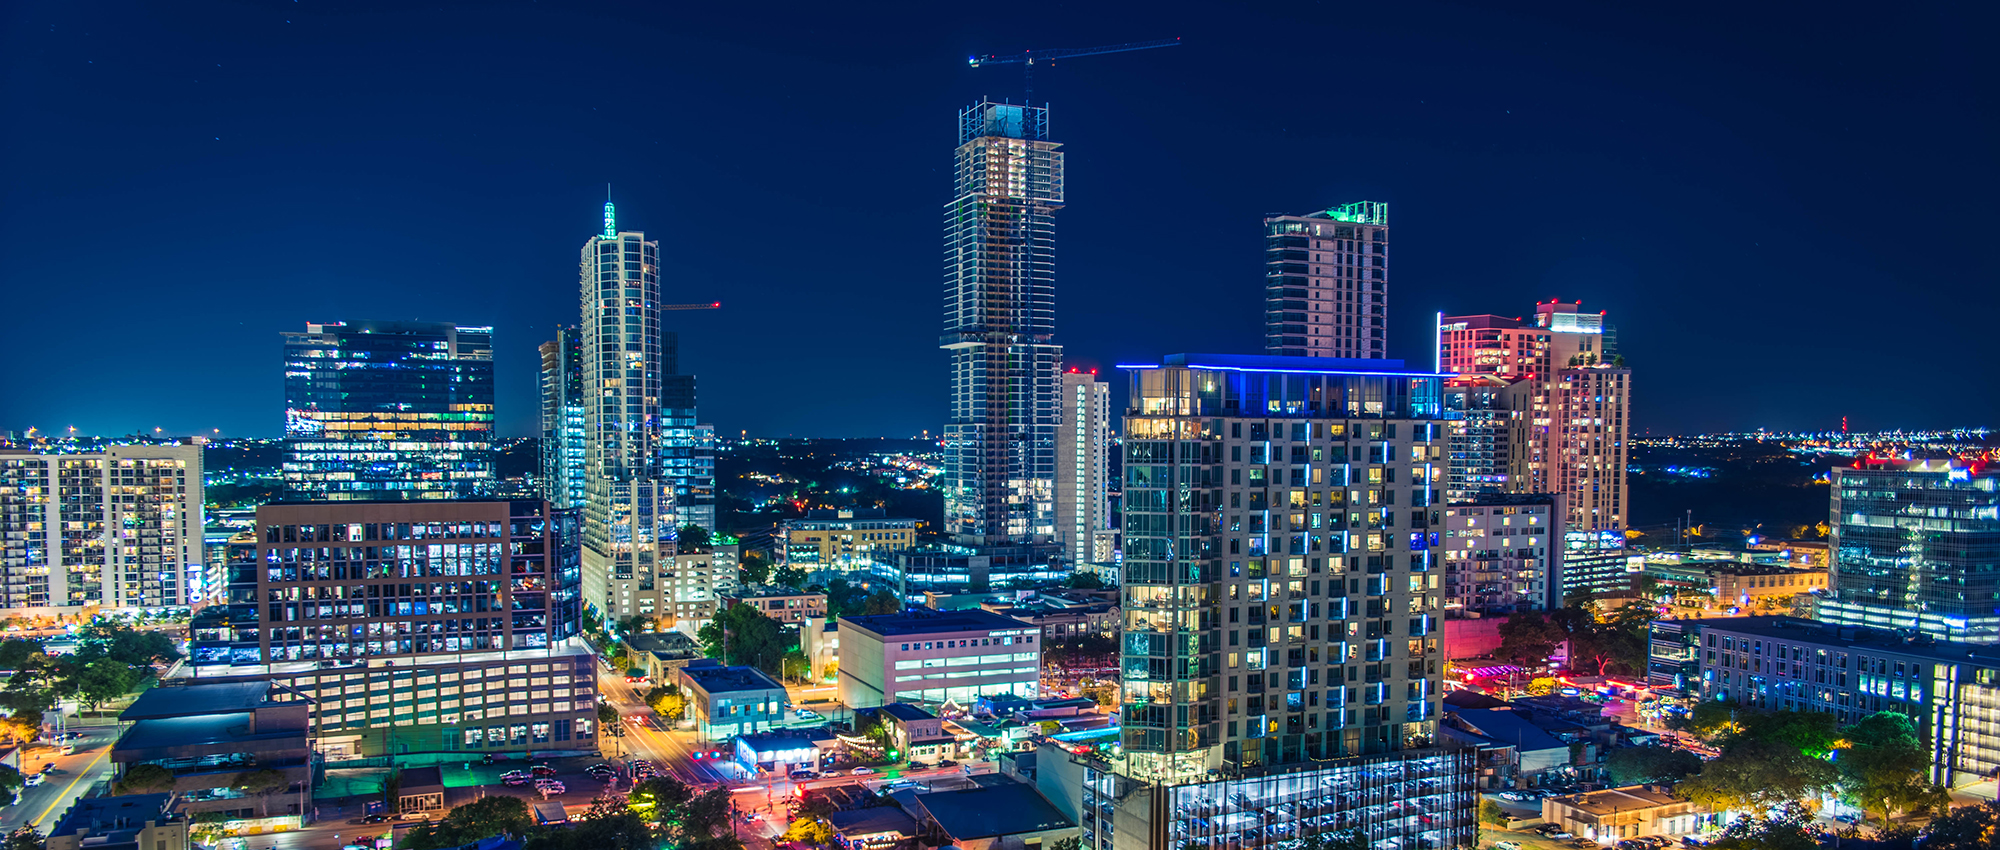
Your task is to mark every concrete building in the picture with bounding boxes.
[1438,707,1570,791]
[111,682,313,819]
[837,608,1042,709]
[824,807,919,850]
[780,509,918,572]
[1650,615,2000,787]
[45,795,187,850]
[719,585,827,625]
[537,328,586,510]
[1115,353,1450,781]
[1438,301,1630,551]
[1541,786,1718,845]
[1262,202,1389,359]
[896,782,1075,850]
[281,320,495,502]
[801,616,839,684]
[871,543,1069,598]
[941,101,1063,548]
[1820,457,2000,642]
[1640,558,1827,610]
[0,443,204,612]
[1442,494,1559,615]
[1057,369,1112,567]
[578,200,714,624]
[1441,375,1517,503]
[183,500,597,759]
[679,661,788,742]
[879,702,956,764]
[623,631,704,682]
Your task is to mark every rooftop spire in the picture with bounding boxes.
[602,183,616,238]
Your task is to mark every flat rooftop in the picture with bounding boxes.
[116,713,305,751]
[1153,352,1445,378]
[840,608,1031,638]
[123,681,271,719]
[681,664,785,695]
[50,794,171,838]
[1554,785,1680,815]
[173,642,594,678]
[1690,616,2000,664]
[904,782,1073,839]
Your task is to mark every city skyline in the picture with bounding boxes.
[4,3,1993,441]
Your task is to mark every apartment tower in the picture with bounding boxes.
[941,101,1063,546]
[1264,202,1389,359]
[281,321,496,501]
[1057,368,1111,565]
[0,444,204,612]
[1438,301,1630,550]
[538,328,586,510]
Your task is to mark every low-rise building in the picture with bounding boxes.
[1642,559,1827,611]
[837,608,1043,709]
[879,703,956,764]
[1541,785,1718,844]
[111,682,313,820]
[720,585,827,625]
[895,782,1076,850]
[1438,708,1570,791]
[801,616,839,684]
[782,509,918,572]
[982,593,1119,641]
[624,632,704,683]
[824,806,920,850]
[679,661,788,743]
[396,766,446,814]
[734,728,835,776]
[45,794,187,850]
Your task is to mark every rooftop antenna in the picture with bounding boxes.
[603,184,616,238]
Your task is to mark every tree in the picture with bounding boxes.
[773,565,807,590]
[1683,700,1742,741]
[0,640,44,671]
[597,703,620,726]
[76,622,178,666]
[0,708,40,746]
[76,658,137,711]
[1477,799,1506,825]
[403,796,534,850]
[1067,572,1105,590]
[861,590,902,616]
[1525,677,1556,696]
[1299,829,1367,850]
[1704,802,1818,850]
[1918,801,2000,850]
[1738,709,1838,759]
[695,602,792,673]
[113,763,176,795]
[783,817,834,847]
[1495,610,1564,667]
[677,525,711,550]
[646,685,686,722]
[231,768,291,817]
[738,551,773,587]
[2,828,43,850]
[1606,746,1703,785]
[0,765,23,804]
[1840,711,1949,826]
[615,615,649,636]
[780,648,811,683]
[1675,737,1837,814]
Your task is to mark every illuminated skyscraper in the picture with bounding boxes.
[942,101,1064,546]
[538,328,586,510]
[281,321,496,501]
[1823,458,2000,642]
[577,201,713,622]
[0,444,204,611]
[1264,202,1389,359]
[1057,368,1111,565]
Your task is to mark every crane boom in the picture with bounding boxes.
[969,37,1181,100]
[661,302,721,311]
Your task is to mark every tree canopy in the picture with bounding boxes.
[1606,745,1703,786]
[1839,711,1949,826]
[403,796,536,850]
[696,603,793,674]
[1495,610,1564,666]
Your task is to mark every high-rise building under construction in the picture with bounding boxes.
[941,101,1063,546]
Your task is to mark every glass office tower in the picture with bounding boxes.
[538,327,587,510]
[1823,457,2000,642]
[282,321,496,501]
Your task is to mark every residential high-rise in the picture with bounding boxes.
[281,321,496,501]
[1438,301,1630,551]
[1821,457,2000,642]
[1440,375,1516,502]
[184,499,597,759]
[1264,202,1389,359]
[1442,493,1560,614]
[1057,368,1111,565]
[1117,353,1450,778]
[577,201,714,623]
[538,328,586,510]
[941,101,1063,546]
[0,444,204,611]
[1052,352,1475,850]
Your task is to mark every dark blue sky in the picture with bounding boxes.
[4,1,1993,439]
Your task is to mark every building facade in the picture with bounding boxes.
[1442,494,1559,615]
[837,608,1043,709]
[1441,375,1516,502]
[1821,457,2000,642]
[184,499,595,758]
[679,662,788,742]
[281,320,496,502]
[1057,369,1112,566]
[0,444,204,612]
[780,509,918,572]
[1438,302,1629,554]
[1651,616,2000,787]
[719,585,827,625]
[941,101,1063,547]
[578,202,715,623]
[538,328,586,510]
[1116,353,1449,783]
[1263,202,1389,359]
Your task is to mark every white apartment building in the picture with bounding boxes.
[0,444,204,613]
[1058,369,1112,565]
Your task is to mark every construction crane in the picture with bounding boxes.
[661,301,721,311]
[968,37,1182,101]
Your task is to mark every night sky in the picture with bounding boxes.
[4,1,1993,440]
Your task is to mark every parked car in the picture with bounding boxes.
[1494,842,1522,850]
[360,814,392,824]
[1549,832,1574,840]
[850,767,875,775]
[936,759,958,768]
[531,765,558,777]
[788,770,818,781]
[22,775,41,787]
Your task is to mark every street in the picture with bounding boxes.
[0,724,119,834]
